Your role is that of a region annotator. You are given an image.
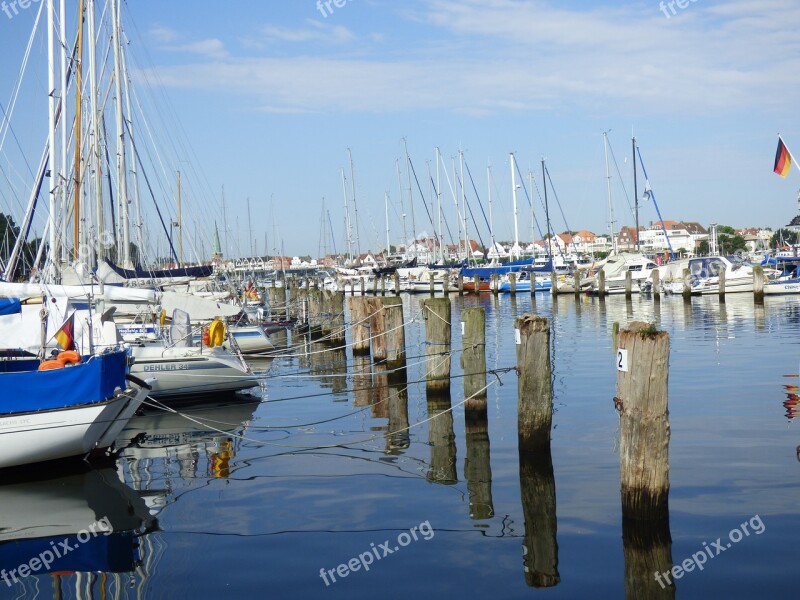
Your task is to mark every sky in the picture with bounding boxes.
[1,0,800,261]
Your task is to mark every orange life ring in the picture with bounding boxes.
[57,350,82,365]
[38,359,64,371]
[202,327,210,346]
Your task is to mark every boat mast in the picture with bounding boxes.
[395,159,407,257]
[487,163,495,260]
[46,0,58,282]
[58,0,67,269]
[73,0,85,263]
[541,158,552,261]
[384,192,390,260]
[403,138,417,260]
[510,152,520,260]
[632,135,640,252]
[436,147,443,263]
[120,28,143,260]
[603,131,617,254]
[460,149,468,262]
[111,0,131,267]
[87,0,104,267]
[176,170,182,266]
[348,148,361,259]
[340,167,351,264]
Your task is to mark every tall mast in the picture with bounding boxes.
[73,0,85,262]
[541,158,552,260]
[436,147,443,263]
[247,197,253,257]
[176,170,182,266]
[120,27,143,258]
[487,163,495,258]
[460,149,467,261]
[87,0,104,267]
[340,167,351,263]
[111,0,131,267]
[632,135,640,252]
[58,0,67,268]
[348,148,361,259]
[528,170,535,251]
[384,192,390,260]
[403,138,416,259]
[603,131,617,254]
[222,185,228,259]
[47,0,58,281]
[395,158,407,255]
[510,152,519,260]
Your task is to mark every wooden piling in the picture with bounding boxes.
[465,414,494,520]
[394,273,400,296]
[382,296,406,371]
[753,266,764,302]
[550,271,558,296]
[612,321,620,353]
[615,321,670,521]
[328,291,346,344]
[367,297,387,363]
[359,277,366,296]
[371,275,378,296]
[625,270,633,299]
[380,274,386,296]
[461,308,486,408]
[443,272,450,294]
[385,374,410,453]
[509,272,517,295]
[651,268,660,300]
[515,315,552,450]
[718,267,726,301]
[598,270,606,297]
[348,296,371,356]
[573,271,581,297]
[681,268,691,300]
[473,275,481,294]
[422,297,452,393]
[429,271,436,296]
[457,272,464,296]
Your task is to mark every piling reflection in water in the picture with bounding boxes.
[385,368,410,454]
[426,391,457,485]
[464,403,493,520]
[518,448,559,588]
[622,517,675,600]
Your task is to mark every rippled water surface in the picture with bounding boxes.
[3,293,800,599]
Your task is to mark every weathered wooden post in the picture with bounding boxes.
[473,275,481,294]
[681,268,692,301]
[612,321,620,353]
[380,274,386,296]
[307,289,322,338]
[394,273,400,296]
[422,297,452,393]
[348,296,371,356]
[382,296,406,371]
[461,308,487,409]
[598,270,606,298]
[625,270,633,299]
[429,271,436,296]
[550,271,557,296]
[368,297,387,363]
[753,265,765,302]
[372,274,378,296]
[329,291,346,344]
[360,277,366,296]
[491,273,499,295]
[443,272,450,294]
[615,321,670,521]
[718,267,726,301]
[519,449,559,588]
[573,271,581,297]
[515,315,552,450]
[651,268,661,300]
[457,272,464,296]
[509,272,517,295]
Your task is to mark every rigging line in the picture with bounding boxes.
[406,155,436,235]
[455,170,487,253]
[544,164,580,256]
[606,136,634,218]
[427,173,457,250]
[463,159,493,243]
[513,157,546,243]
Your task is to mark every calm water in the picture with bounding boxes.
[2,293,800,599]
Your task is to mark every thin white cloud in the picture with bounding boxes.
[138,0,800,117]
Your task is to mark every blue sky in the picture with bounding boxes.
[1,0,799,260]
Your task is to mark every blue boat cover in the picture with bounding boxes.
[0,350,128,415]
[0,297,21,316]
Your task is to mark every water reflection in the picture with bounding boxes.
[116,398,261,514]
[782,375,800,420]
[518,448,559,587]
[426,391,457,484]
[0,466,156,598]
[622,517,675,600]
[464,404,493,520]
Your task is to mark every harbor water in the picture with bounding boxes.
[2,293,799,599]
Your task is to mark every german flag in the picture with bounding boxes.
[54,312,75,351]
[774,137,792,178]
